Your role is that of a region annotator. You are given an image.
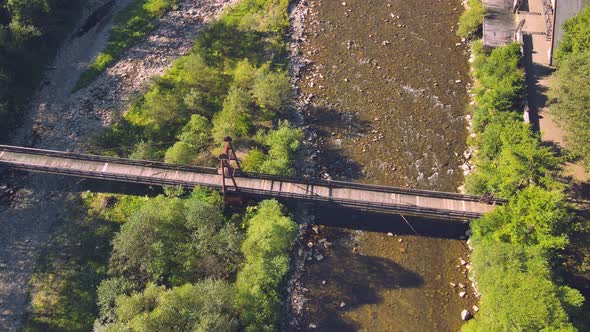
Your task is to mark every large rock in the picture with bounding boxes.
[461,309,472,321]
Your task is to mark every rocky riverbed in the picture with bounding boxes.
[286,0,480,330]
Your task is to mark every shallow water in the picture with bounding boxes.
[292,0,477,330]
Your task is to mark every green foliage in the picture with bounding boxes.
[473,43,526,115]
[243,121,303,176]
[233,58,259,89]
[457,0,485,39]
[104,280,239,332]
[25,194,120,331]
[74,0,174,89]
[235,200,297,331]
[554,6,590,64]
[212,86,253,142]
[252,70,293,113]
[463,239,583,332]
[164,141,196,164]
[107,192,242,287]
[472,185,571,251]
[549,50,590,170]
[466,120,559,196]
[221,0,290,33]
[465,43,585,330]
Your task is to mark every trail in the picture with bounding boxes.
[0,0,233,329]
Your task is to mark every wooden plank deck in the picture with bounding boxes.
[0,146,499,220]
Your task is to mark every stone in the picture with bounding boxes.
[449,282,456,288]
[387,232,394,237]
[455,79,462,83]
[472,305,479,312]
[461,309,472,321]
[322,280,327,285]
[309,323,317,328]
[459,283,466,288]
[341,2,347,5]
[316,254,324,261]
[459,291,466,298]
[307,241,314,248]
[459,258,467,265]
[340,302,346,307]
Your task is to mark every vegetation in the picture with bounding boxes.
[236,199,298,331]
[549,6,590,170]
[25,193,133,331]
[74,0,174,90]
[463,42,584,331]
[457,0,485,39]
[0,0,84,139]
[93,0,297,174]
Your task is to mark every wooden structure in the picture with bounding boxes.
[483,0,517,48]
[0,145,503,220]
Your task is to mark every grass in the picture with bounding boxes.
[73,0,174,91]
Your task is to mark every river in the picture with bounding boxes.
[289,0,477,330]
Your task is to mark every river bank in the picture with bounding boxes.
[286,0,479,330]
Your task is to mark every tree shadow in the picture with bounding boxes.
[522,33,555,133]
[302,105,369,180]
[293,232,424,331]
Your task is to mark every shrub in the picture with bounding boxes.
[103,281,239,332]
[457,0,485,39]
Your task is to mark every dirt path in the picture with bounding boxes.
[0,0,234,329]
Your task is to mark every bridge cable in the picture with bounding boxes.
[399,214,420,236]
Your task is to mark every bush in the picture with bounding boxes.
[177,114,211,148]
[235,200,297,331]
[457,0,485,39]
[103,280,239,332]
[233,58,259,89]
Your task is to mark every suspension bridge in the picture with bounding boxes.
[0,144,504,220]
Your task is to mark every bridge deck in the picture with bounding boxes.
[0,145,500,220]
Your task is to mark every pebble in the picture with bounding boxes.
[340,302,346,307]
[459,291,466,298]
[309,323,317,329]
[316,254,324,261]
[387,232,394,237]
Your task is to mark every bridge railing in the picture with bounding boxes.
[0,144,506,207]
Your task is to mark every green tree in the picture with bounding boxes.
[252,71,293,113]
[549,50,590,170]
[212,86,253,142]
[233,58,259,89]
[142,87,184,126]
[103,281,239,332]
[244,121,303,176]
[235,200,297,331]
[554,6,590,63]
[177,114,211,148]
[164,141,196,164]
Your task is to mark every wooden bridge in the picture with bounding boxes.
[0,145,503,220]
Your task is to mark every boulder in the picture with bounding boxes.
[461,309,472,321]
